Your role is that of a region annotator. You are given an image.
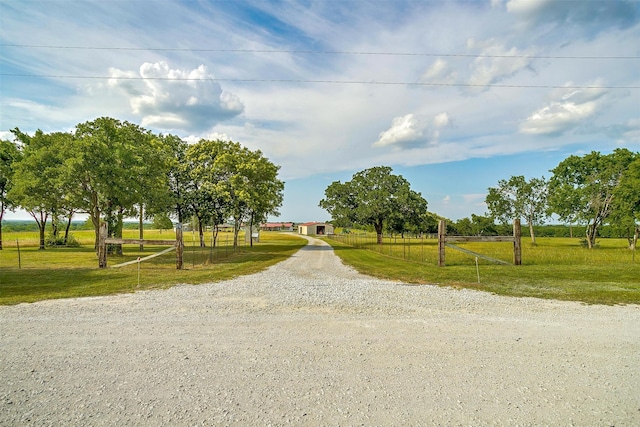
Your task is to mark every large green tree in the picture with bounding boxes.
[0,139,21,250]
[384,184,429,237]
[9,130,74,249]
[158,134,190,224]
[610,158,640,250]
[236,148,284,247]
[71,117,172,251]
[548,149,638,249]
[485,175,548,244]
[185,139,231,247]
[215,142,284,247]
[319,166,428,244]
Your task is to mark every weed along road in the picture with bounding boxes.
[1,236,639,426]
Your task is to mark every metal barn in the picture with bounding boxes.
[298,222,334,236]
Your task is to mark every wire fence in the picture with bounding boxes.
[327,232,440,264]
[326,231,520,266]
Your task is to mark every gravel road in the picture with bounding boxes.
[1,235,639,426]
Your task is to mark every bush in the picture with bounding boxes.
[45,233,80,247]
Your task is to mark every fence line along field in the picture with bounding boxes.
[1,227,639,306]
[0,229,308,305]
[325,230,639,305]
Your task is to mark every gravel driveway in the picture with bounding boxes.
[1,235,639,426]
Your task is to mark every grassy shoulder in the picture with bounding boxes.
[323,236,640,305]
[0,231,307,305]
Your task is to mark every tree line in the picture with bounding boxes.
[485,149,640,249]
[0,117,284,251]
[320,149,640,250]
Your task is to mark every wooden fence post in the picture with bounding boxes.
[438,220,446,267]
[175,223,184,270]
[98,222,108,268]
[513,218,522,266]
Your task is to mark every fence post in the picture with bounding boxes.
[98,222,108,268]
[175,223,184,270]
[438,220,446,267]
[513,218,522,266]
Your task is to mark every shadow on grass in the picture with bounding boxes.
[1,239,310,305]
[0,268,136,304]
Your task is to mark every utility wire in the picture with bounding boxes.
[1,44,638,60]
[2,73,637,89]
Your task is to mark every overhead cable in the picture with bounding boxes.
[1,44,638,60]
[2,73,637,89]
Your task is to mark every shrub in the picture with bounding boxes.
[45,233,80,247]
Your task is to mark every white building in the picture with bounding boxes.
[298,222,334,236]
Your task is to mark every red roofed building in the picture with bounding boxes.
[260,222,294,231]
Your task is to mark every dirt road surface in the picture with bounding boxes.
[1,236,639,426]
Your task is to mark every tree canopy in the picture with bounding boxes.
[548,149,638,249]
[485,175,548,244]
[0,139,21,250]
[319,166,428,244]
[3,118,284,251]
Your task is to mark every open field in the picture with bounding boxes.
[325,233,640,305]
[2,228,638,305]
[0,230,307,305]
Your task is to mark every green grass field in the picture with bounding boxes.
[0,229,307,305]
[2,228,638,305]
[324,233,640,305]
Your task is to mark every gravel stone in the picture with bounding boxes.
[1,235,639,426]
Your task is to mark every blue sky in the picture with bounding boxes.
[1,0,639,222]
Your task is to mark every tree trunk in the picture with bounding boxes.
[31,211,47,250]
[139,204,144,251]
[212,225,219,247]
[39,222,46,249]
[63,212,73,245]
[198,217,205,247]
[0,208,4,250]
[51,214,59,239]
[586,222,597,249]
[249,213,254,248]
[91,192,101,252]
[375,221,383,245]
[115,208,124,255]
[528,222,536,245]
[233,222,241,248]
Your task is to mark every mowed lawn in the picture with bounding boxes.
[324,234,640,305]
[0,229,307,305]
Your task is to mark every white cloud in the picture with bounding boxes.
[506,0,551,15]
[374,112,450,149]
[0,131,14,141]
[520,82,609,135]
[420,59,457,85]
[466,39,534,90]
[373,114,425,148]
[433,112,450,128]
[108,62,244,132]
[442,195,451,205]
[183,132,231,145]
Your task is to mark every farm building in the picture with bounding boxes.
[260,222,294,231]
[298,222,334,236]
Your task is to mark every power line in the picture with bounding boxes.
[2,73,637,89]
[1,44,638,60]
